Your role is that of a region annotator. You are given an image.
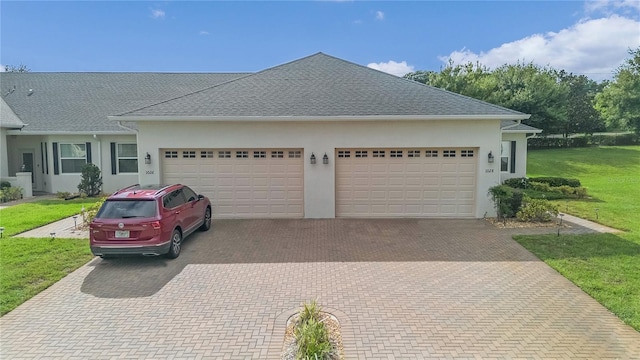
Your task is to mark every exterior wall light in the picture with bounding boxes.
[145,152,152,164]
[323,153,329,165]
[310,153,316,165]
[488,151,495,163]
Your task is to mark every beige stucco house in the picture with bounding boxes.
[0,53,540,218]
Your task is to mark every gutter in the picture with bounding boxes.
[109,114,532,122]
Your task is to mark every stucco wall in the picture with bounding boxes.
[6,134,137,194]
[0,128,9,178]
[137,120,503,218]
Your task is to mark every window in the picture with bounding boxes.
[96,200,157,219]
[355,150,368,158]
[425,150,438,157]
[60,143,86,173]
[219,151,231,158]
[407,150,420,158]
[338,150,350,158]
[201,151,214,158]
[117,144,138,173]
[271,151,284,158]
[443,150,456,157]
[373,150,385,158]
[253,151,266,158]
[164,151,178,158]
[390,150,403,158]
[461,150,474,158]
[182,186,197,202]
[236,151,248,158]
[163,189,186,209]
[288,151,301,158]
[501,141,510,172]
[182,151,196,158]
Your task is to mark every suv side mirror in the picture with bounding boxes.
[198,194,205,201]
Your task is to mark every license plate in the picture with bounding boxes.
[115,230,130,238]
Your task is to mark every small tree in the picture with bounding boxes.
[78,163,103,197]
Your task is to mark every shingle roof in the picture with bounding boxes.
[0,73,248,133]
[1,97,25,128]
[120,53,527,119]
[501,120,542,133]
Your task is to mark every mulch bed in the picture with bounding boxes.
[485,217,570,229]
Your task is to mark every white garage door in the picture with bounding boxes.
[336,148,477,218]
[162,149,304,218]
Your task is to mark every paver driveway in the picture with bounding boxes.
[1,219,639,359]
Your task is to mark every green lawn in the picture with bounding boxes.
[516,146,640,331]
[0,198,99,316]
[0,198,97,236]
[0,237,93,315]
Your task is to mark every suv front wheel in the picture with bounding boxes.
[166,229,182,259]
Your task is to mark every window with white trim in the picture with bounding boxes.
[182,151,196,158]
[117,144,138,173]
[372,150,385,158]
[271,151,283,158]
[60,143,86,173]
[443,150,456,157]
[407,150,420,157]
[425,150,438,157]
[164,151,178,158]
[355,150,368,158]
[201,151,214,158]
[288,151,301,158]
[253,151,266,158]
[219,151,231,158]
[236,151,248,158]
[501,141,510,172]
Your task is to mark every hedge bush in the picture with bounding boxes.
[488,185,523,219]
[528,133,639,149]
[503,177,581,189]
[516,196,559,222]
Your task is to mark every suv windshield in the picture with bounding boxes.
[96,200,157,219]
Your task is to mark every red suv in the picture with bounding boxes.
[90,184,211,259]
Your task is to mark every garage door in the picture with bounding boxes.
[336,148,477,217]
[162,149,303,218]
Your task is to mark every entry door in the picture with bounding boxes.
[21,152,35,186]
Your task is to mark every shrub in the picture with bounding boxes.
[0,186,22,202]
[503,177,528,189]
[56,191,71,199]
[77,163,103,197]
[574,187,588,199]
[516,196,559,222]
[530,177,581,188]
[297,300,322,326]
[295,317,332,360]
[529,181,553,193]
[0,181,11,190]
[488,185,514,219]
[82,197,106,226]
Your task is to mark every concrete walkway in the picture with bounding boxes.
[561,213,622,233]
[13,214,89,239]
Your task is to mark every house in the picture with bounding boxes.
[0,53,541,218]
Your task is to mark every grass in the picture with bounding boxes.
[0,198,99,316]
[0,237,93,316]
[0,198,98,236]
[516,145,640,331]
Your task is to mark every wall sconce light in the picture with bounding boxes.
[310,153,317,165]
[323,153,329,165]
[488,151,495,163]
[145,152,151,164]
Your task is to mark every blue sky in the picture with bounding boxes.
[1,1,639,81]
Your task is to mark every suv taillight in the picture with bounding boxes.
[151,221,162,231]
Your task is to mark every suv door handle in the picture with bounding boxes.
[175,211,181,214]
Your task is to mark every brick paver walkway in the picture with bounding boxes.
[1,219,638,359]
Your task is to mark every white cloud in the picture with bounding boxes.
[199,30,210,35]
[440,15,640,80]
[150,9,165,19]
[367,60,415,77]
[0,65,4,73]
[585,0,640,14]
[375,11,384,20]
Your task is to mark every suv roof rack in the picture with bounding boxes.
[112,184,140,196]
[154,184,179,196]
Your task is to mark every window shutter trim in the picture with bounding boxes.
[110,143,117,175]
[86,142,92,164]
[52,142,59,175]
[510,141,516,174]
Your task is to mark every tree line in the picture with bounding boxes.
[403,47,640,136]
